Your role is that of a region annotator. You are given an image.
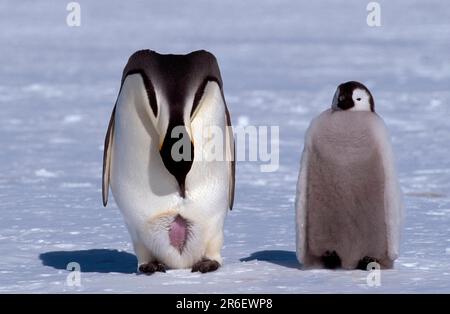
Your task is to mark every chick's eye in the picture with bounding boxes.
[356,98,362,101]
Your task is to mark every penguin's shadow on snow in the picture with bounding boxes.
[240,250,300,269]
[39,249,137,274]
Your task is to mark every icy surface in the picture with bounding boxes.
[1,0,450,293]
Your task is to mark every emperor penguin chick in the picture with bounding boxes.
[102,50,235,274]
[295,81,402,270]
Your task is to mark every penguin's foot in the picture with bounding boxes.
[138,261,166,275]
[191,258,220,273]
[321,250,341,269]
[357,256,379,271]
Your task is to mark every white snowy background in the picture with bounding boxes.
[1,0,449,293]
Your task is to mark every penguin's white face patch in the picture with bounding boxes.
[350,88,371,111]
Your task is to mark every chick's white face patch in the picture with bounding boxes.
[350,88,371,111]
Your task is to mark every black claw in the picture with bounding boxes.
[321,250,341,269]
[139,261,166,275]
[139,264,156,274]
[156,262,166,273]
[357,256,379,271]
[191,258,220,273]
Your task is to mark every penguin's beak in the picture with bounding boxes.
[158,122,194,198]
[159,134,165,151]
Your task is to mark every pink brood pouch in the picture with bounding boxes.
[169,215,189,252]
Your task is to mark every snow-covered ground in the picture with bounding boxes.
[1,0,450,293]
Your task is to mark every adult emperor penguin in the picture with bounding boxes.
[102,50,235,274]
[295,81,402,270]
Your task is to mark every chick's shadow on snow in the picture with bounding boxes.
[39,249,137,274]
[240,250,301,269]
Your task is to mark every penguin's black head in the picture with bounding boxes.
[121,50,223,198]
[332,81,375,112]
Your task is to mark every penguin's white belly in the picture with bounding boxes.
[109,75,229,269]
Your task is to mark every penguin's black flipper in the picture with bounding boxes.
[225,105,235,210]
[102,106,115,207]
